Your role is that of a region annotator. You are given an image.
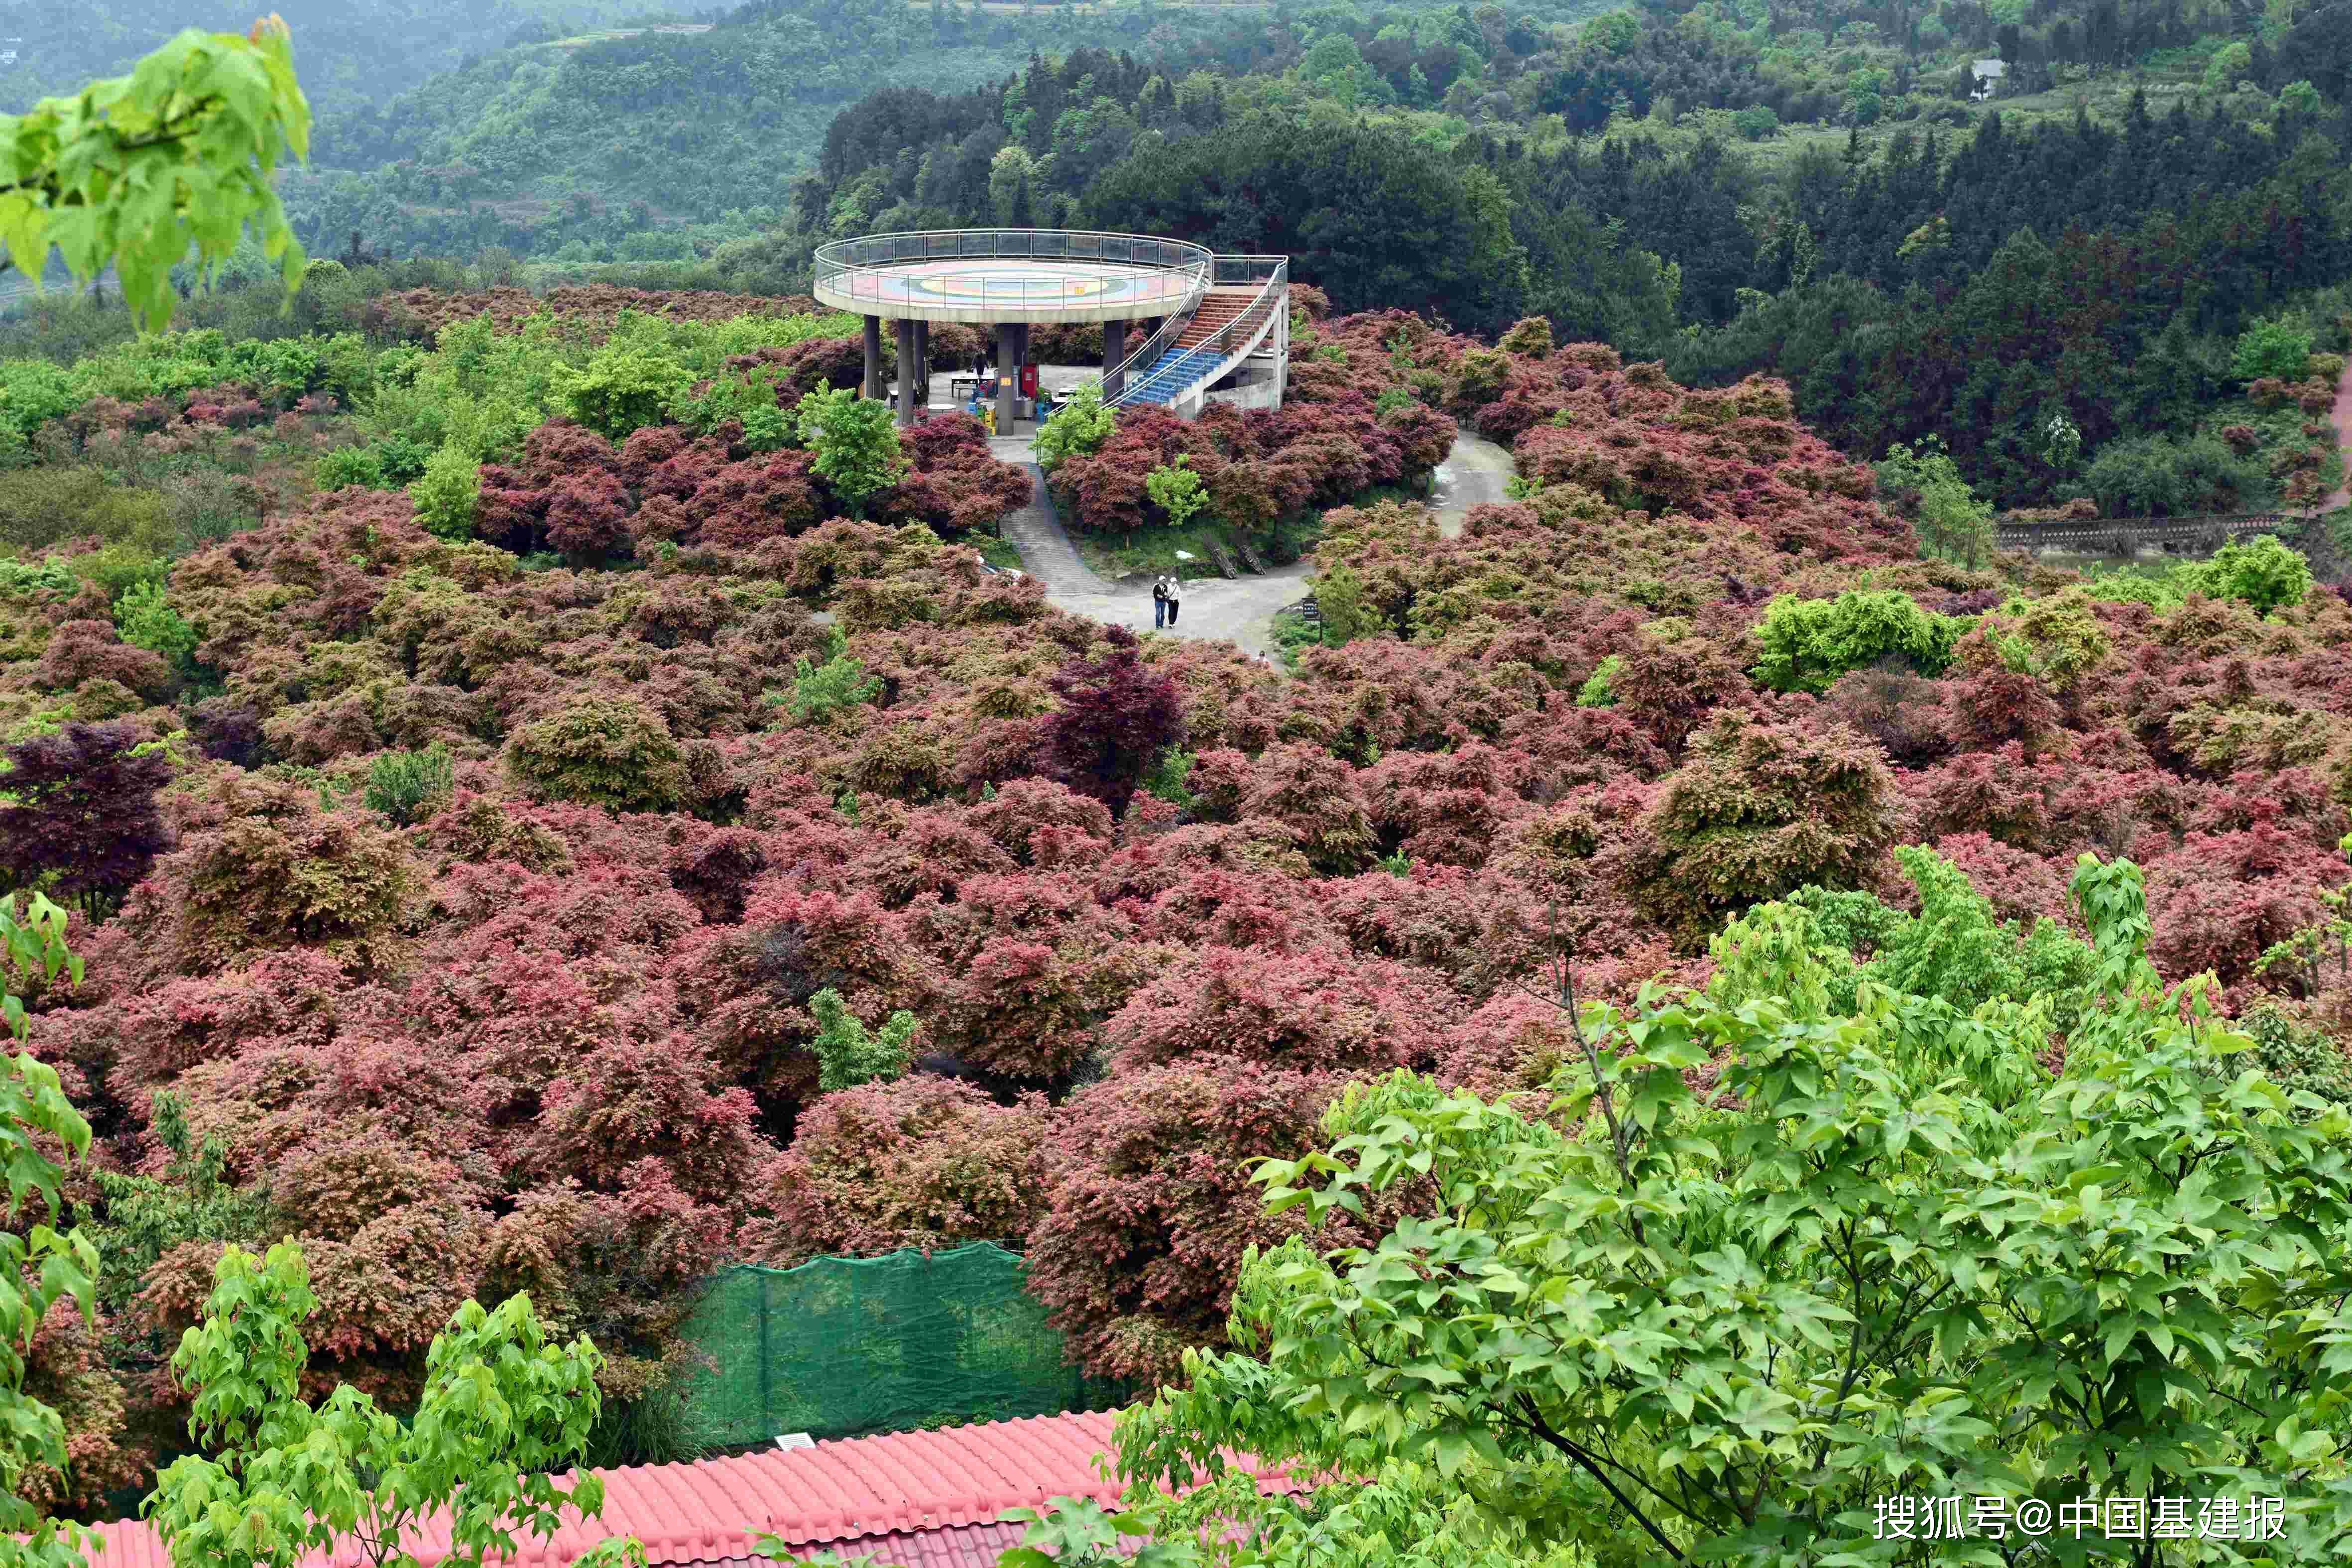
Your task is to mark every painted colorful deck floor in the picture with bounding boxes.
[819,258,1197,322]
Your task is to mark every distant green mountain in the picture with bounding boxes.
[272,0,1613,265]
[0,0,652,121]
[287,12,1058,262]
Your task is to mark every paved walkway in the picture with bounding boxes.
[985,431,1516,657]
[1429,433,1516,539]
[2324,358,2352,516]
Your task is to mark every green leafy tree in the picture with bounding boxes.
[555,346,695,442]
[1035,380,1116,474]
[1582,9,1641,55]
[2239,995,2352,1111]
[2252,886,2352,1001]
[314,445,385,492]
[786,626,882,725]
[993,1497,1195,1568]
[2188,533,2313,616]
[1773,845,2097,1041]
[1749,589,1961,693]
[81,1091,268,1320]
[0,557,79,597]
[794,386,905,520]
[1311,561,1375,647]
[2279,79,2325,116]
[1081,119,1527,334]
[2202,39,2254,94]
[669,366,791,447]
[1142,747,1197,809]
[362,742,453,828]
[0,894,96,1568]
[1495,316,1553,358]
[114,579,198,676]
[1876,438,1995,565]
[2233,314,2315,385]
[371,435,432,484]
[407,445,481,543]
[1574,653,1621,707]
[2040,411,2082,473]
[1145,455,1208,529]
[144,1241,643,1568]
[1897,217,1951,262]
[1113,854,2352,1566]
[808,987,917,1091]
[1449,347,1512,411]
[2091,430,2271,520]
[1971,587,2112,693]
[738,402,792,453]
[0,21,311,330]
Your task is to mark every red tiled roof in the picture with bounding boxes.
[75,1409,1295,1568]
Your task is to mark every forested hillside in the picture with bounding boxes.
[780,7,2352,508]
[279,0,1614,268]
[10,2,2352,515]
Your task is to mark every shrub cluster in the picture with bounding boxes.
[1050,310,1457,539]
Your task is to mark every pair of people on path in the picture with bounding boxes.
[1152,574,1183,628]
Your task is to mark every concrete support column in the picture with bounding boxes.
[911,320,930,419]
[896,318,918,428]
[861,315,883,400]
[1102,317,1128,400]
[995,321,1020,434]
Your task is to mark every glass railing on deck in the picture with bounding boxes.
[813,230,1214,315]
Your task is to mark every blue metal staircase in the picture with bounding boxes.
[1121,344,1230,406]
[1104,259,1288,415]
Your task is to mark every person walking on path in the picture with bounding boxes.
[1163,572,1182,627]
[1152,575,1170,628]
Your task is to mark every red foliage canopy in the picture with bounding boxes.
[17,304,2352,1502]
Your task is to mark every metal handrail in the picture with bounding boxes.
[813,229,1213,314]
[1996,510,2293,540]
[1103,300,1204,405]
[1110,258,1289,410]
[1177,259,1289,399]
[1212,254,1287,286]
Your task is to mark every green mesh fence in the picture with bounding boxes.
[676,1243,1125,1447]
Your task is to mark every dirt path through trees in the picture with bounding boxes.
[989,433,1515,656]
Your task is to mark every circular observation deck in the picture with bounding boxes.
[813,229,1211,326]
